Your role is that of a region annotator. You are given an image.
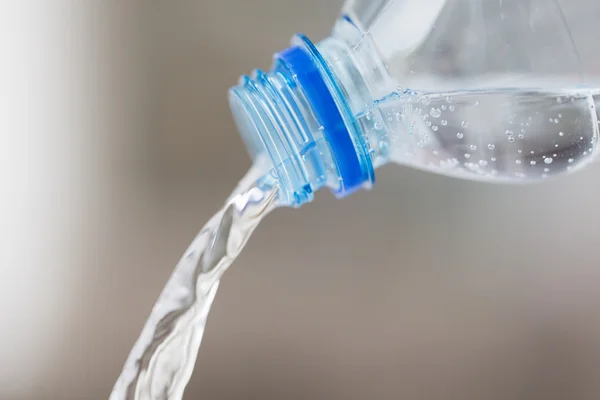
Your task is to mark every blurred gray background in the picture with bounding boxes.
[3,1,600,399]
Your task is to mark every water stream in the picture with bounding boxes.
[110,166,280,400]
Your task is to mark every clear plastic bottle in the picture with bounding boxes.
[229,0,600,207]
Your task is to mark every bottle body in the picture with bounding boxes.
[230,0,600,206]
[329,0,599,180]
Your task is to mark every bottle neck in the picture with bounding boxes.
[229,35,375,207]
[320,18,400,169]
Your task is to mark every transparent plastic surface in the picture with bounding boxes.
[230,1,600,206]
[327,0,600,181]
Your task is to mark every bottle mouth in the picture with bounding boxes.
[229,75,274,166]
[229,69,317,207]
[229,35,375,207]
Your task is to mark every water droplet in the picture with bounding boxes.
[395,112,402,121]
[479,160,488,166]
[461,121,469,128]
[559,132,564,137]
[456,132,464,139]
[518,149,523,154]
[421,96,431,105]
[426,120,432,127]
[488,144,495,150]
[470,145,477,151]
[441,105,447,111]
[544,168,550,173]
[464,153,471,159]
[554,118,559,124]
[530,151,535,154]
[430,108,441,118]
[491,157,497,162]
[508,137,515,143]
[530,160,537,165]
[568,158,574,163]
[555,144,559,148]
[449,105,456,112]
[445,96,452,103]
[379,141,389,152]
[432,125,439,131]
[558,113,562,118]
[506,129,514,136]
[580,136,584,141]
[544,157,553,164]
[366,112,372,120]
[515,160,522,165]
[441,119,448,126]
[474,100,480,106]
[374,121,383,130]
[584,151,588,155]
[553,154,557,157]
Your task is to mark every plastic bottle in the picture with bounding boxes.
[229,0,600,207]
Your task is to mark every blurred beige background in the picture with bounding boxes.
[3,1,600,399]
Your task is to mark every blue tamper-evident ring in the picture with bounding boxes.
[277,46,366,196]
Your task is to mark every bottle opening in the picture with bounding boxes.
[229,35,374,207]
